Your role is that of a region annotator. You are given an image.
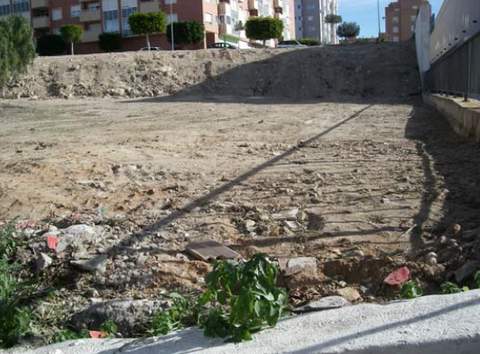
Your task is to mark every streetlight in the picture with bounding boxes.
[170,0,174,51]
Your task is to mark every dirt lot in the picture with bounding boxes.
[1,45,480,339]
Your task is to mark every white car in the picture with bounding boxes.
[277,40,307,48]
[140,46,161,51]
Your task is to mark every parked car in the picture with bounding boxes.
[207,42,237,49]
[277,40,307,49]
[140,46,161,51]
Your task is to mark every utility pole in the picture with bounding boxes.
[377,0,382,39]
[170,1,174,51]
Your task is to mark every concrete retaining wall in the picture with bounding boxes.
[9,290,480,354]
[424,94,480,142]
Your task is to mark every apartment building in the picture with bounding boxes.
[0,0,296,53]
[385,0,431,42]
[294,0,338,44]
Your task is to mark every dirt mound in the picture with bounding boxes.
[2,42,420,100]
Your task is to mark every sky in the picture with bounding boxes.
[339,0,444,37]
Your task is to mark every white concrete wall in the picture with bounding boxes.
[430,0,480,62]
[415,2,432,86]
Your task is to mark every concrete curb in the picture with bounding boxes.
[10,290,480,354]
[424,94,480,142]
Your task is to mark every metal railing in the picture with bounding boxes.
[425,30,480,101]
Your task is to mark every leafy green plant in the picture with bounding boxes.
[100,319,118,338]
[400,280,423,299]
[441,281,469,294]
[299,38,320,46]
[337,22,360,39]
[129,12,167,51]
[52,329,89,343]
[149,255,287,342]
[0,16,35,88]
[325,14,342,24]
[0,221,18,260]
[36,34,66,56]
[98,32,122,52]
[0,260,32,348]
[150,293,197,336]
[167,21,205,47]
[199,254,288,342]
[474,271,480,289]
[245,17,284,46]
[60,25,83,55]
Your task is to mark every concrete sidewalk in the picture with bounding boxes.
[12,290,480,354]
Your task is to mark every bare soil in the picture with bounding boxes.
[1,44,479,338]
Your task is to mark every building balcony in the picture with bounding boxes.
[82,24,102,42]
[32,16,49,28]
[31,0,48,9]
[80,9,101,22]
[139,0,159,14]
[218,1,230,15]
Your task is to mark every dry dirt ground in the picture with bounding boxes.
[1,45,480,338]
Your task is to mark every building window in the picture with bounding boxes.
[71,5,81,18]
[0,1,10,17]
[103,9,119,32]
[204,12,214,24]
[12,0,29,13]
[165,0,176,4]
[307,15,313,21]
[393,26,399,33]
[121,1,137,36]
[52,8,62,21]
[393,36,399,42]
[392,16,399,23]
[411,15,417,22]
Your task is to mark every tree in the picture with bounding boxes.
[325,14,342,44]
[99,32,122,52]
[60,24,83,55]
[0,16,35,89]
[336,22,360,40]
[166,21,204,47]
[36,34,66,56]
[245,17,284,46]
[325,14,342,24]
[129,12,167,51]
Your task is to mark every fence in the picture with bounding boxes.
[425,30,480,101]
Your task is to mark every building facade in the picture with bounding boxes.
[385,0,431,42]
[294,0,338,44]
[0,0,296,53]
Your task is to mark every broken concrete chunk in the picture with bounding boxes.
[272,208,300,221]
[35,252,53,272]
[293,296,351,313]
[336,287,362,302]
[71,254,108,273]
[284,257,317,276]
[185,240,241,261]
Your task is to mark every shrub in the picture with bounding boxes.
[199,254,287,342]
[245,17,284,45]
[129,12,167,50]
[337,22,360,39]
[36,34,66,56]
[0,16,35,88]
[400,281,423,299]
[60,25,83,55]
[0,223,32,348]
[440,282,469,294]
[166,21,205,46]
[325,14,342,24]
[299,38,320,46]
[98,32,122,52]
[149,254,287,342]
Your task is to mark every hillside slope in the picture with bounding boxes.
[2,42,420,100]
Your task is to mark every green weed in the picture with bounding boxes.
[400,280,423,299]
